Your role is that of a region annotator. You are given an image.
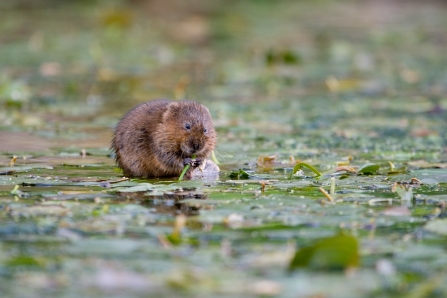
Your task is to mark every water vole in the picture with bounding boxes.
[111,99,218,178]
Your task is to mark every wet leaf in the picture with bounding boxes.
[114,183,178,193]
[358,163,380,175]
[289,233,360,271]
[0,165,53,173]
[290,162,322,178]
[229,169,250,179]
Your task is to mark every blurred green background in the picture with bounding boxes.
[1,0,446,153]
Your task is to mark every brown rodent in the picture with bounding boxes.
[111,99,218,178]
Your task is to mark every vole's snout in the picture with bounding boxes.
[182,139,204,155]
[191,141,203,153]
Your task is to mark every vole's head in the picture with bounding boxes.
[160,101,216,158]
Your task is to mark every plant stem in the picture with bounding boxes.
[178,154,196,181]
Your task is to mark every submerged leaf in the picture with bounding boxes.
[289,233,359,271]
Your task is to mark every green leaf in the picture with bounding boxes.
[289,232,359,271]
[229,169,249,179]
[290,162,322,178]
[5,256,43,267]
[358,163,380,175]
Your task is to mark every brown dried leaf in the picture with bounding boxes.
[257,155,277,167]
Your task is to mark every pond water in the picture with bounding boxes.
[1,0,447,297]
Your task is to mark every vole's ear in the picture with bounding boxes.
[164,102,180,119]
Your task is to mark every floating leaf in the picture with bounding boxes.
[358,163,380,175]
[289,233,359,271]
[229,169,250,179]
[0,165,53,173]
[113,185,152,194]
[114,183,176,193]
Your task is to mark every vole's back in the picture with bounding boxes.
[112,100,174,178]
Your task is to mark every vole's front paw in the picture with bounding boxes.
[184,157,202,167]
[190,159,220,179]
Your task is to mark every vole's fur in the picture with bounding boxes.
[111,99,217,178]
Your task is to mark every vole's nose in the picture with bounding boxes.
[192,141,202,152]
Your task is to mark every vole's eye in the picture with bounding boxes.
[185,123,191,130]
[204,128,207,133]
